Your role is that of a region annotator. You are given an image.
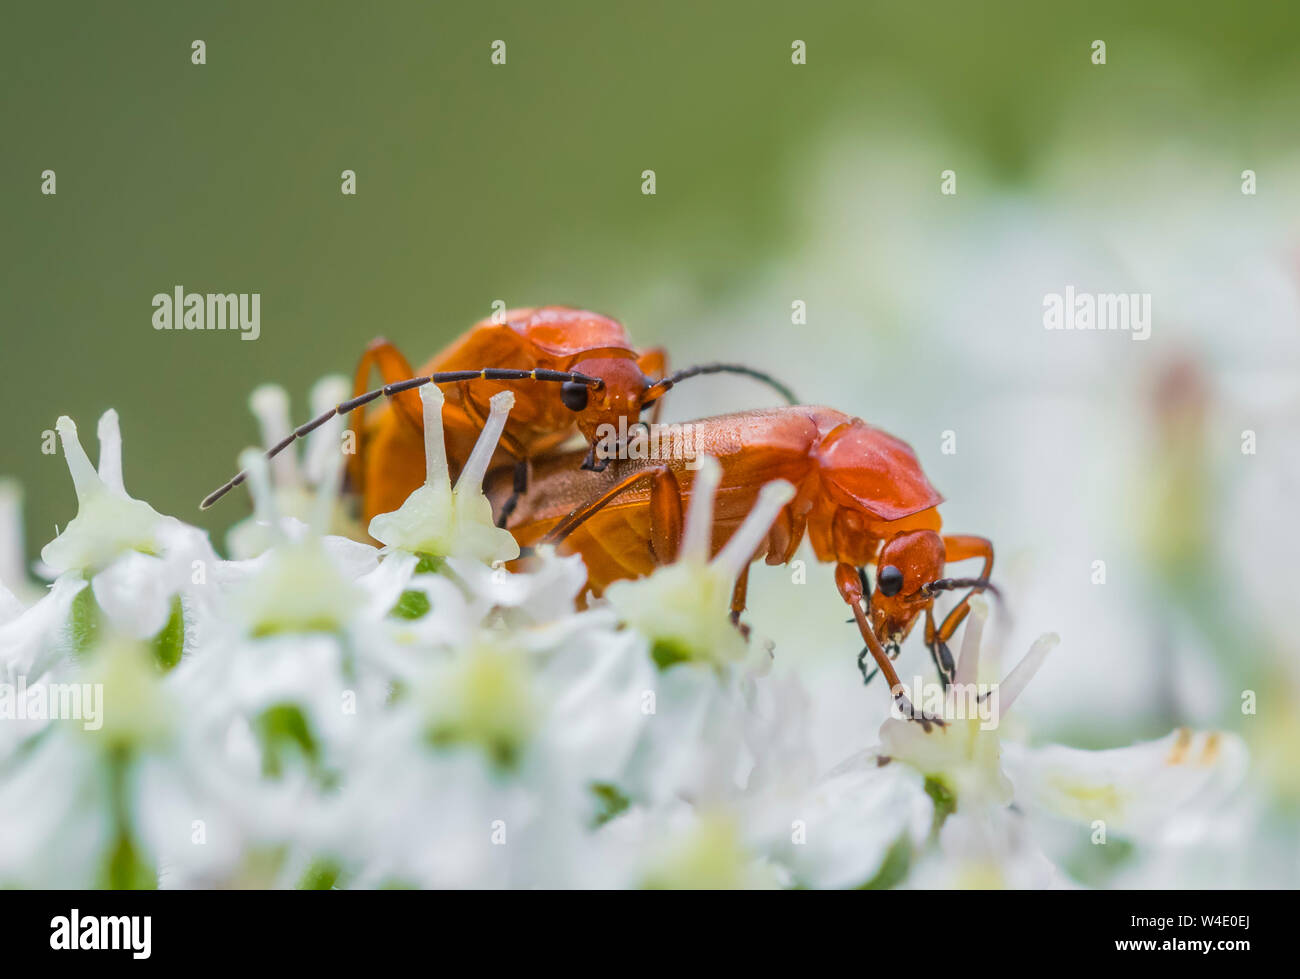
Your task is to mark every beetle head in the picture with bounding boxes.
[563,356,653,453]
[869,529,945,644]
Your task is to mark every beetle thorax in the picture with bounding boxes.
[831,505,880,565]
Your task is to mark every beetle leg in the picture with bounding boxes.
[933,535,995,644]
[858,640,900,686]
[855,566,898,687]
[646,469,684,563]
[495,459,530,528]
[542,465,683,566]
[728,564,751,639]
[352,338,421,424]
[834,563,898,689]
[348,338,420,494]
[836,563,943,726]
[924,607,956,688]
[580,444,611,472]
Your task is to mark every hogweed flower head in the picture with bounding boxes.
[420,636,539,769]
[231,450,361,636]
[227,376,356,558]
[0,390,1260,890]
[640,810,779,889]
[880,599,1058,807]
[41,412,175,576]
[25,410,219,663]
[81,636,175,751]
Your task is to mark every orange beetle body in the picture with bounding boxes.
[352,307,675,521]
[500,406,946,594]
[495,406,993,711]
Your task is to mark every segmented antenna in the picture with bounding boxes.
[922,576,1006,622]
[199,367,603,510]
[644,363,799,406]
[921,576,1001,600]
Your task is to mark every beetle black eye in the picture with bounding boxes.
[560,381,589,412]
[877,565,904,597]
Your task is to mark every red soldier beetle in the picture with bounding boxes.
[200,306,797,523]
[494,406,998,722]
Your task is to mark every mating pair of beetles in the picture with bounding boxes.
[202,306,996,721]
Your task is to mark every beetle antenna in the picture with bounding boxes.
[643,363,799,406]
[923,576,1012,637]
[199,367,603,510]
[922,576,1002,602]
[922,577,1006,620]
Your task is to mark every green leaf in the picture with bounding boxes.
[858,835,912,890]
[924,775,958,837]
[413,554,444,575]
[100,748,157,889]
[426,724,521,771]
[255,703,320,778]
[297,856,342,890]
[68,583,101,655]
[650,639,692,670]
[590,781,631,826]
[390,589,431,620]
[101,830,158,890]
[150,595,185,671]
[1064,835,1135,888]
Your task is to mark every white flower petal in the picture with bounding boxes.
[0,480,41,612]
[250,384,301,488]
[1003,727,1249,839]
[91,552,172,639]
[446,546,587,623]
[906,809,1069,890]
[95,409,126,495]
[40,415,174,575]
[303,375,350,486]
[0,576,87,684]
[750,749,932,889]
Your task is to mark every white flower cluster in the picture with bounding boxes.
[0,383,1248,888]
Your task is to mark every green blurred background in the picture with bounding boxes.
[5,0,1300,884]
[4,1,1297,550]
